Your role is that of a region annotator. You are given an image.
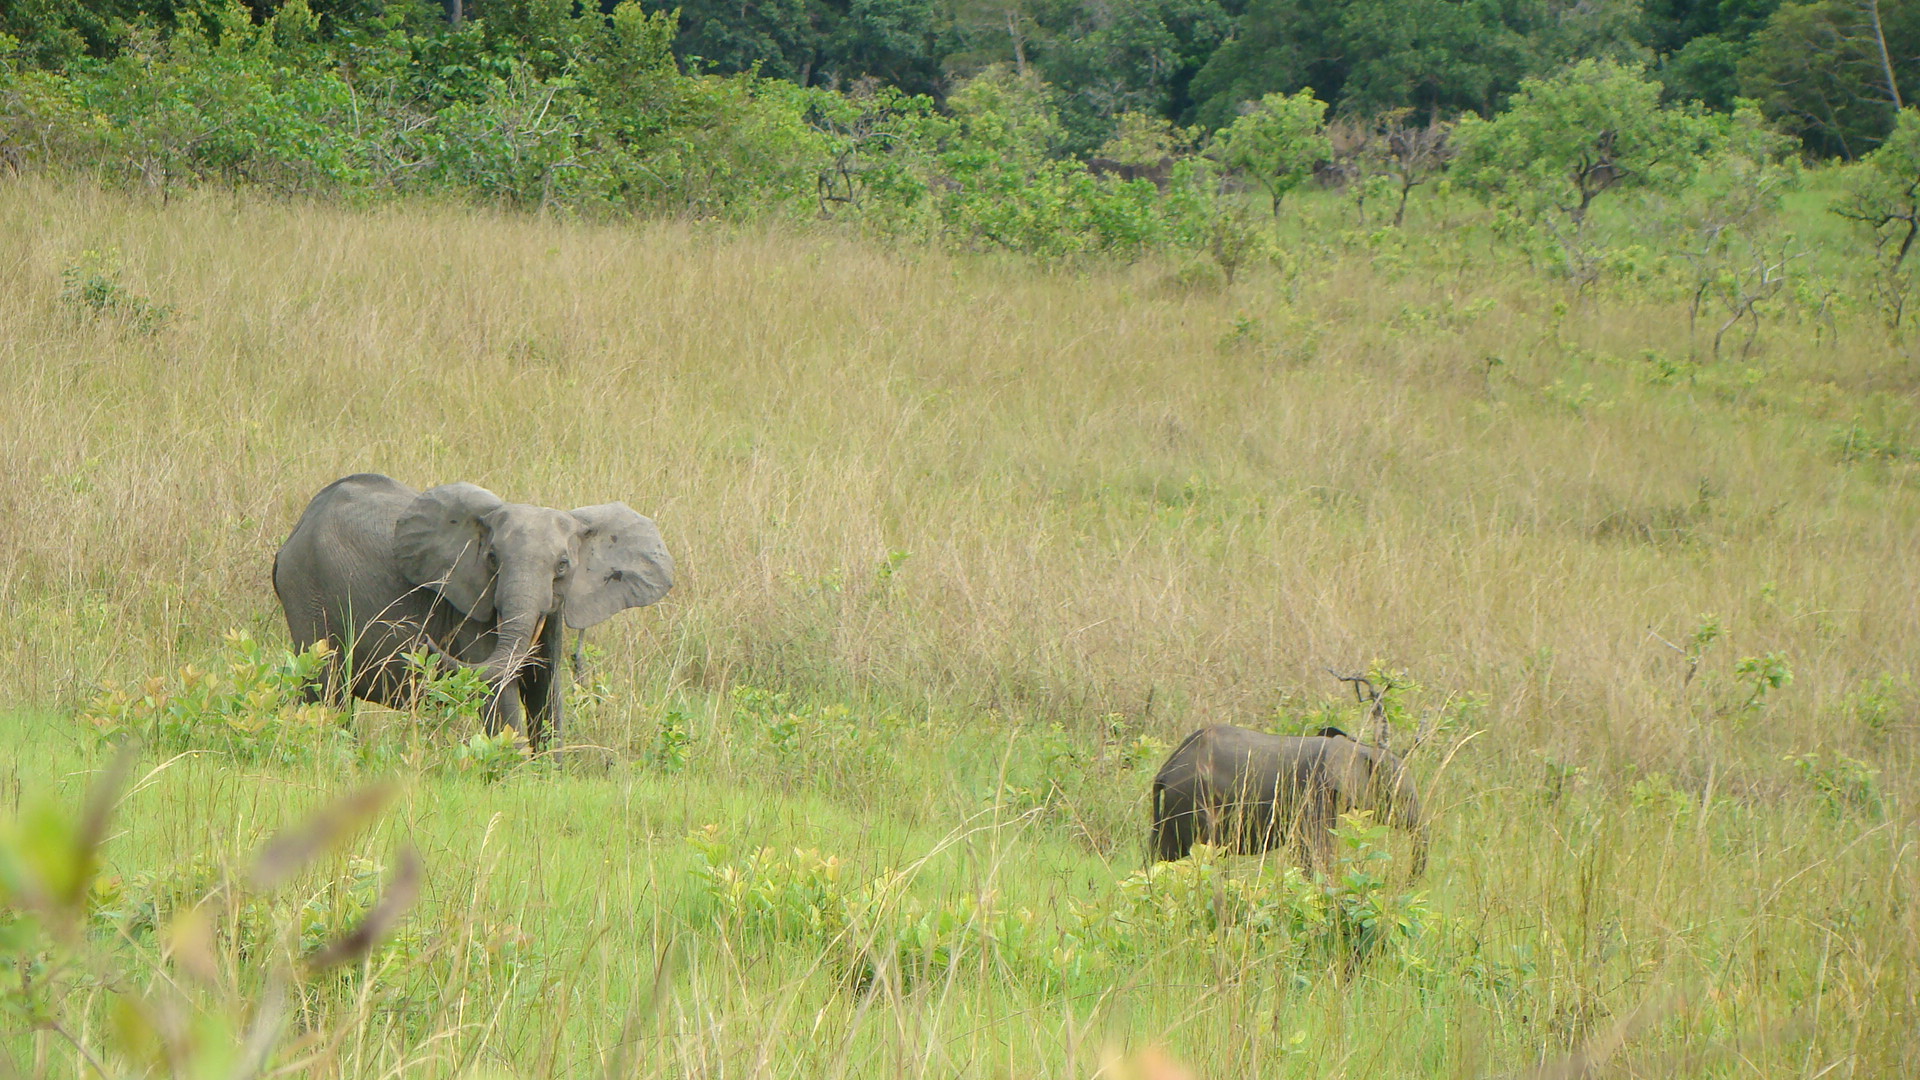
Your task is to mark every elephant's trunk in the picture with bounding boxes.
[476,572,554,687]
[479,616,542,685]
[1384,767,1428,881]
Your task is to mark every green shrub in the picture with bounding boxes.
[58,250,173,334]
[687,808,1429,994]
[684,828,1082,990]
[1078,812,1429,972]
[77,629,348,766]
[435,729,533,783]
[1786,751,1885,818]
[645,706,693,773]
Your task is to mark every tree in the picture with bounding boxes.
[1452,59,1720,231]
[1739,0,1920,157]
[665,0,820,82]
[1382,113,1453,226]
[1838,107,1920,267]
[1665,102,1802,355]
[1336,0,1531,119]
[1037,0,1229,150]
[1663,33,1748,110]
[1206,89,1328,215]
[1184,0,1639,131]
[1184,0,1343,129]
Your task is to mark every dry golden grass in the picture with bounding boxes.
[5,179,1916,762]
[0,176,1916,1078]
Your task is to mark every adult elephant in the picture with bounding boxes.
[1149,725,1428,878]
[272,474,674,749]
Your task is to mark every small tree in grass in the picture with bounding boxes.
[1836,108,1920,327]
[1453,60,1721,234]
[1207,89,1331,217]
[1668,102,1803,356]
[1838,107,1920,267]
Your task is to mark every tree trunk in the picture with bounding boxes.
[1867,0,1904,110]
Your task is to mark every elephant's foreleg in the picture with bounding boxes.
[1303,803,1338,878]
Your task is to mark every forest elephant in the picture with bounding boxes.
[1149,724,1428,878]
[272,473,674,749]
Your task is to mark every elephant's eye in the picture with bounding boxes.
[485,550,499,569]
[556,557,571,578]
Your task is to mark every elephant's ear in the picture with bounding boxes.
[564,503,674,630]
[395,482,505,621]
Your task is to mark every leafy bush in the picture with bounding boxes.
[65,5,369,196]
[645,706,693,773]
[1836,108,1920,325]
[1078,812,1429,972]
[726,685,892,796]
[1454,60,1722,231]
[75,629,544,779]
[436,729,533,783]
[1206,89,1330,216]
[77,629,348,766]
[58,249,173,334]
[684,826,1084,990]
[686,809,1429,994]
[1786,751,1885,818]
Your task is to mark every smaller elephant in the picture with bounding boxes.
[1149,724,1428,878]
[272,474,674,749]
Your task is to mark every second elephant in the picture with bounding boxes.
[272,473,674,748]
[1150,724,1428,877]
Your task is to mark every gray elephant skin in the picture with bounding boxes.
[1150,724,1428,878]
[272,473,674,748]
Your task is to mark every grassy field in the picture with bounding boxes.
[0,174,1915,1078]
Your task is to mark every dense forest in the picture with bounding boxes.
[3,0,1919,282]
[5,0,1916,160]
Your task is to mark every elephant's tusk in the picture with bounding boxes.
[417,632,473,670]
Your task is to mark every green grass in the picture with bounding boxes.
[7,690,1906,1078]
[0,173,1915,1077]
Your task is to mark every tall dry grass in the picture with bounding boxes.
[4,179,1915,765]
[0,176,1916,1077]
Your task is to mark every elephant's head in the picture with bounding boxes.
[393,482,674,683]
[1355,743,1428,880]
[1344,745,1436,880]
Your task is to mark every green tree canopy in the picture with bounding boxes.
[1205,88,1329,215]
[1838,106,1920,266]
[1452,59,1722,228]
[1738,0,1920,158]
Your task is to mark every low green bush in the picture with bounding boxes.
[685,809,1431,994]
[77,629,348,766]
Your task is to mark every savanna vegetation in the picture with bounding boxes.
[1,0,1919,1077]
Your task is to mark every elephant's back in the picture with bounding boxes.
[286,475,414,539]
[277,474,418,593]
